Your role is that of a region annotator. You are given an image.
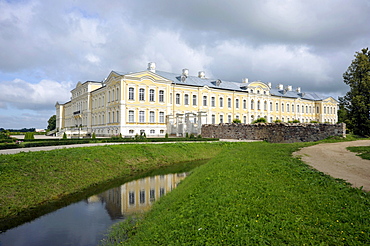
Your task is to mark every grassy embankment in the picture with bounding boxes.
[348,146,370,160]
[0,142,224,227]
[103,141,370,245]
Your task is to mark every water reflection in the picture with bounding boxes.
[0,172,189,246]
[89,172,188,219]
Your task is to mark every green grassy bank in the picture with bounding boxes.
[103,142,370,245]
[0,142,224,223]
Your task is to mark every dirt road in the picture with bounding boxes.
[293,140,370,192]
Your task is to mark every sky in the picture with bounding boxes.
[0,0,369,129]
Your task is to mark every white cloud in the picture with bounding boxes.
[0,78,73,110]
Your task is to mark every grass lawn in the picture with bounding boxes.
[347,146,370,160]
[0,142,224,227]
[103,142,370,245]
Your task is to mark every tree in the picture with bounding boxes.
[340,48,370,136]
[47,115,56,131]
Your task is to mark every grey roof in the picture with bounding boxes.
[156,70,248,92]
[115,69,332,101]
[269,89,330,101]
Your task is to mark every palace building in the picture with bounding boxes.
[55,62,338,137]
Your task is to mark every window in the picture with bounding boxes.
[228,98,231,108]
[193,95,197,106]
[129,110,134,122]
[150,189,155,202]
[257,101,261,110]
[212,115,215,124]
[228,115,232,123]
[129,88,134,100]
[150,129,155,134]
[292,104,294,112]
[211,97,215,107]
[149,111,155,123]
[219,97,224,107]
[282,103,284,112]
[129,191,135,205]
[108,91,111,102]
[176,93,180,104]
[243,116,247,123]
[203,96,207,106]
[112,112,115,123]
[117,111,119,122]
[251,100,254,110]
[149,89,155,102]
[270,102,273,111]
[324,106,326,114]
[184,94,189,105]
[235,99,239,109]
[243,99,246,109]
[160,187,165,197]
[317,107,319,113]
[159,112,165,123]
[129,129,134,134]
[139,111,145,123]
[287,104,290,112]
[116,88,119,101]
[112,89,115,101]
[160,130,164,134]
[139,88,145,101]
[220,115,223,123]
[140,190,145,204]
[302,106,304,113]
[276,103,279,111]
[159,90,164,102]
[306,106,308,113]
[108,112,111,123]
[170,93,172,104]
[297,105,300,113]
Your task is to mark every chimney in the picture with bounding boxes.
[182,68,189,77]
[148,62,156,73]
[286,85,292,91]
[296,87,301,93]
[198,71,205,78]
[242,78,249,83]
[268,82,272,88]
[277,84,284,90]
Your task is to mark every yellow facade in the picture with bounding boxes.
[55,63,338,137]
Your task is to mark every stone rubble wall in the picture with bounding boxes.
[201,123,346,143]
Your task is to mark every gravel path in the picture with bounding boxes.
[293,140,370,192]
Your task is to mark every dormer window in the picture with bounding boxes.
[257,90,260,94]
[250,89,254,93]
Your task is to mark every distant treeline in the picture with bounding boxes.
[0,128,36,132]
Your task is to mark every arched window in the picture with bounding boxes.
[235,99,239,109]
[139,88,145,101]
[159,90,164,102]
[264,101,267,110]
[219,97,223,107]
[149,89,155,102]
[257,101,261,110]
[251,100,254,110]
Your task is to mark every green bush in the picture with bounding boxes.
[24,132,35,140]
[274,119,282,123]
[252,118,267,124]
[92,132,96,139]
[63,132,67,139]
[165,133,168,139]
[232,118,241,123]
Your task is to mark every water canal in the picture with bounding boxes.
[0,160,207,246]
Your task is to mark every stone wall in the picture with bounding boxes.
[201,123,346,143]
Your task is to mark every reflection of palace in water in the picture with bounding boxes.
[87,172,189,219]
